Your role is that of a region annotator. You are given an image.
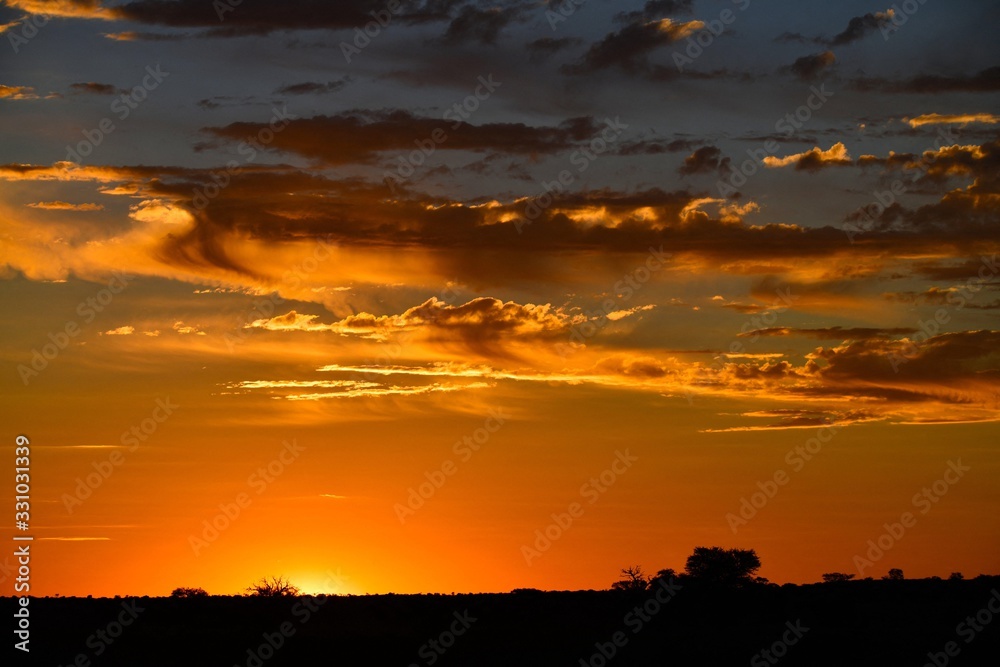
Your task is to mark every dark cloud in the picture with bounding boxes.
[617,138,700,155]
[884,287,1000,310]
[162,176,979,271]
[710,329,1000,412]
[911,257,1000,282]
[440,5,525,45]
[827,11,893,46]
[69,82,123,95]
[811,330,1000,386]
[773,31,815,44]
[525,36,581,62]
[201,111,601,165]
[702,408,879,432]
[196,95,260,110]
[857,140,1000,186]
[563,17,704,76]
[102,29,188,41]
[851,141,1000,241]
[274,80,348,96]
[853,66,1000,93]
[460,153,533,181]
[614,0,694,23]
[719,302,771,314]
[107,0,462,36]
[739,326,918,340]
[5,155,1000,286]
[787,51,836,80]
[679,146,731,176]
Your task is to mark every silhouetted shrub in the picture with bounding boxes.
[170,587,209,598]
[246,575,300,597]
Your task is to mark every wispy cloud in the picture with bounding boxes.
[906,112,1000,127]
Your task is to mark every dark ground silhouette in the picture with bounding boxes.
[14,576,1000,666]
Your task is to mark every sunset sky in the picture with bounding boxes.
[1,0,999,597]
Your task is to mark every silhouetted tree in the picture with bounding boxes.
[949,572,964,581]
[247,575,300,597]
[611,566,650,592]
[170,587,208,598]
[684,547,761,587]
[652,568,678,582]
[883,568,904,581]
[821,573,855,583]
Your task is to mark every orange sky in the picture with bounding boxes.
[2,0,999,597]
[4,277,999,596]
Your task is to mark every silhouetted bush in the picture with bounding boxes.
[246,575,300,597]
[171,587,209,598]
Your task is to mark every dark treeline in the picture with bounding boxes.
[16,548,1000,666]
[17,579,1000,667]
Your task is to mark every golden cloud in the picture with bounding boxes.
[763,143,852,170]
[26,201,104,211]
[906,113,1000,127]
